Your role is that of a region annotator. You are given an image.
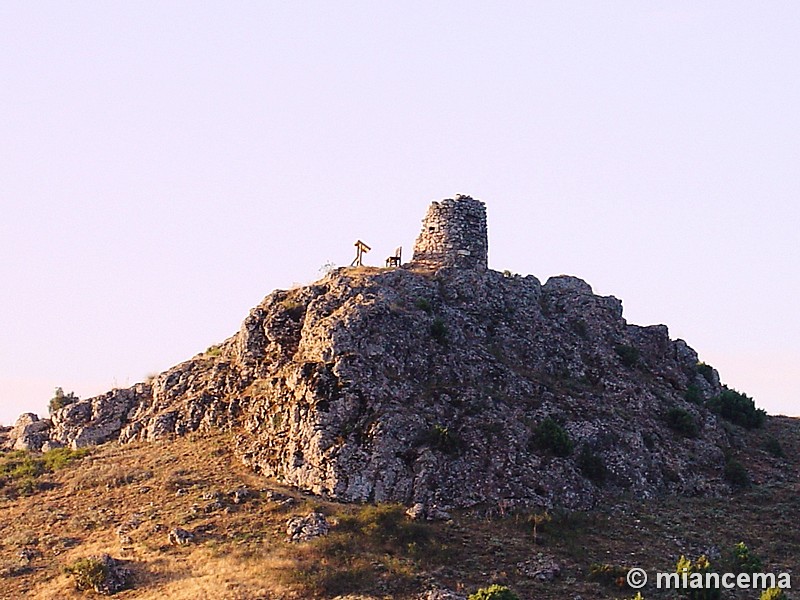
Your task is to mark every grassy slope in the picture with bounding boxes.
[0,417,798,600]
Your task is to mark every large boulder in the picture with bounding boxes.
[8,413,51,451]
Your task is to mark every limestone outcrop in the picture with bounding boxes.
[8,413,51,451]
[50,385,151,448]
[6,195,735,510]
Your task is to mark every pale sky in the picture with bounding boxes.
[2,2,798,425]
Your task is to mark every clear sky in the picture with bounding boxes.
[1,2,798,425]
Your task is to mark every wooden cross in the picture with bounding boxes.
[351,240,371,267]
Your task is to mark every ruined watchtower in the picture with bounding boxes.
[411,194,488,270]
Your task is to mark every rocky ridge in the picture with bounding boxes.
[4,196,738,510]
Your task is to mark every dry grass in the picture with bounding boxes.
[0,419,797,599]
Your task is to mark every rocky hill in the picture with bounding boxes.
[0,196,775,514]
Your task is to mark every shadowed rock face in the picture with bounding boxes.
[7,197,732,510]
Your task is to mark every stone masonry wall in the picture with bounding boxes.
[411,194,488,269]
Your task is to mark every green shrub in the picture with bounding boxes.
[589,562,629,586]
[533,418,573,457]
[414,298,433,313]
[49,387,78,414]
[684,384,702,404]
[2,455,46,480]
[16,476,39,496]
[0,447,90,497]
[577,445,607,485]
[430,317,448,344]
[764,436,786,458]
[676,555,721,600]
[614,344,640,368]
[65,557,107,591]
[665,407,699,438]
[724,458,750,489]
[468,584,520,600]
[696,362,716,385]
[761,588,788,600]
[707,388,766,429]
[730,541,763,573]
[420,424,462,455]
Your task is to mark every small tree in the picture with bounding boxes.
[764,436,786,458]
[684,384,702,404]
[533,418,573,457]
[48,387,78,414]
[696,362,716,385]
[65,557,108,591]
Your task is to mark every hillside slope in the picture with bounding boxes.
[0,421,797,599]
[1,195,797,598]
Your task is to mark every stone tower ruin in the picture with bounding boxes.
[411,194,488,270]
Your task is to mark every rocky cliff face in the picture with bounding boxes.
[6,196,734,511]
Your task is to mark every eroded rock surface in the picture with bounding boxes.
[6,196,734,511]
[8,413,51,451]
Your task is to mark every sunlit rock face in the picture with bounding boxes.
[13,196,732,511]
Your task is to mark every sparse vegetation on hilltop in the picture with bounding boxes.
[48,387,78,414]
